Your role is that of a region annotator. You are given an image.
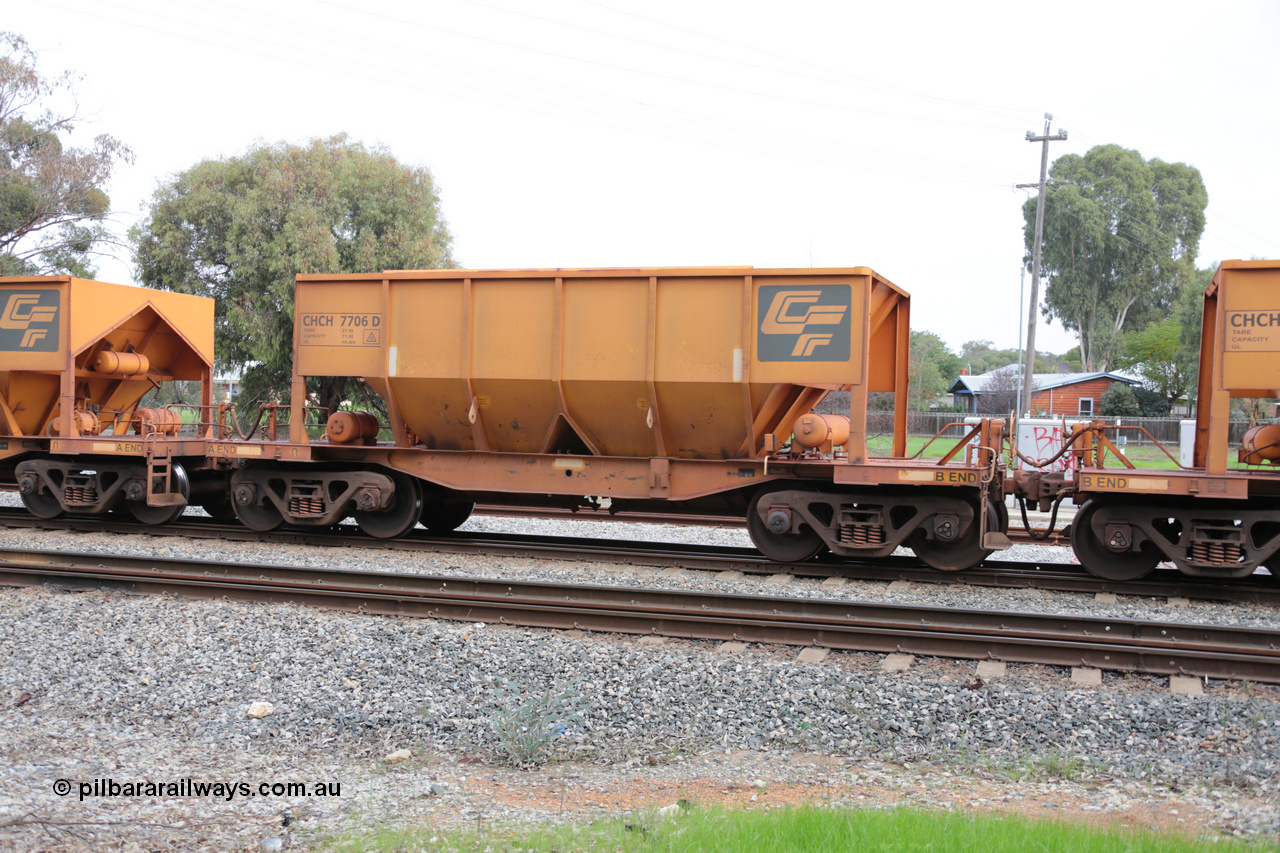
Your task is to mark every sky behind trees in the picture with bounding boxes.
[7,0,1279,353]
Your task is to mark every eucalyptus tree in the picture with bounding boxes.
[131,135,455,413]
[1024,144,1206,371]
[1,31,133,276]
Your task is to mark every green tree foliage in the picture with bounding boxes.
[958,340,1059,375]
[1099,383,1141,417]
[1132,386,1171,417]
[1025,145,1207,372]
[1174,264,1214,367]
[1115,266,1213,411]
[1057,346,1083,373]
[909,330,962,409]
[131,135,455,414]
[0,32,132,276]
[959,340,1017,375]
[1118,318,1194,406]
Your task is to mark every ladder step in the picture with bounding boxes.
[145,450,183,505]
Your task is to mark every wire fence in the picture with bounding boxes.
[859,410,1265,446]
[813,393,1257,447]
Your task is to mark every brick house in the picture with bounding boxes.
[948,367,1141,416]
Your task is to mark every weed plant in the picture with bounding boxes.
[488,678,585,767]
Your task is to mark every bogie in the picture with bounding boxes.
[1071,497,1280,581]
[746,487,1004,571]
[228,465,428,539]
[14,458,190,525]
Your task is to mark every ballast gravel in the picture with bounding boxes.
[0,514,1278,851]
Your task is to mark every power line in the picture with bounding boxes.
[578,0,1044,122]
[308,0,1028,134]
[27,0,1031,187]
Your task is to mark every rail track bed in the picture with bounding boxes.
[3,546,1279,684]
[4,517,1280,848]
[471,504,1076,547]
[1,506,1276,606]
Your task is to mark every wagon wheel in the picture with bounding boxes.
[19,487,63,519]
[993,497,1009,533]
[355,471,423,539]
[231,475,285,532]
[909,499,998,572]
[746,491,826,563]
[1071,498,1161,581]
[420,498,475,533]
[124,463,190,526]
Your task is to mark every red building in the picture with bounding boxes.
[948,368,1141,416]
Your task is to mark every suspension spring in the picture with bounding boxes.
[837,524,884,546]
[1191,541,1244,564]
[64,486,98,505]
[288,497,325,516]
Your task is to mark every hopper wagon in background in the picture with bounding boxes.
[0,276,219,522]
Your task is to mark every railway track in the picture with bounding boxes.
[471,504,1075,546]
[0,506,1275,605]
[1,547,1277,684]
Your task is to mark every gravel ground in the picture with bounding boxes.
[1,512,1278,851]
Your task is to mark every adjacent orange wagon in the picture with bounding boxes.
[0,276,216,522]
[1063,259,1280,580]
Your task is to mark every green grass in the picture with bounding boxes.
[866,433,1194,469]
[321,805,1280,853]
[1100,445,1183,469]
[866,434,964,459]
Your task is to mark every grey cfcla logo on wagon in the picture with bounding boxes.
[0,292,60,352]
[757,285,851,361]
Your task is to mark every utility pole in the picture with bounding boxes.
[1015,264,1025,418]
[1017,114,1068,416]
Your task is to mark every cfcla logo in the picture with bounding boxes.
[757,285,852,362]
[0,293,59,351]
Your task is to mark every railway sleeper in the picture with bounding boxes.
[749,488,1004,571]
[1073,498,1280,580]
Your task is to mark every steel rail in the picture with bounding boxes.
[1,548,1278,683]
[472,504,1073,546]
[0,507,1277,605]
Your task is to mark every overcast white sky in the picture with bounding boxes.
[8,0,1280,356]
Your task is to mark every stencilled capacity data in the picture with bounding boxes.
[299,313,382,346]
